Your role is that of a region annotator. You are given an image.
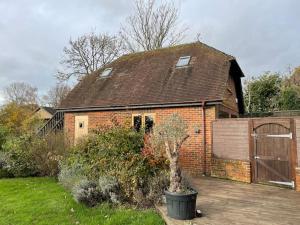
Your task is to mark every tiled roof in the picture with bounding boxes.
[59,42,244,110]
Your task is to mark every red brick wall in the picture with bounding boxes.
[64,106,216,176]
[211,158,251,183]
[295,168,300,191]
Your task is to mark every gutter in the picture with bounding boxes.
[202,100,207,175]
[56,100,222,112]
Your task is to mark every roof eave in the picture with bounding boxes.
[57,100,223,112]
[229,59,245,77]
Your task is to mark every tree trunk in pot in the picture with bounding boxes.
[169,156,182,193]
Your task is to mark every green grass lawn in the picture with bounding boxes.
[0,177,164,225]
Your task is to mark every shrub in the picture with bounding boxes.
[0,151,8,169]
[2,132,68,177]
[0,169,11,178]
[129,170,170,208]
[146,170,169,205]
[112,152,166,204]
[30,132,68,176]
[0,151,13,178]
[98,176,121,203]
[0,125,9,151]
[58,162,86,190]
[64,124,169,206]
[2,135,38,177]
[72,180,103,207]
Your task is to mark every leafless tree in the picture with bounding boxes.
[57,33,123,81]
[120,0,188,52]
[195,32,201,42]
[42,84,71,108]
[4,82,38,106]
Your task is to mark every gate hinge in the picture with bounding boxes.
[266,132,293,139]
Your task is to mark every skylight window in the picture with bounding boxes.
[176,56,191,67]
[101,68,112,77]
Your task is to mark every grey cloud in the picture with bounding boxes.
[0,0,299,105]
[182,0,300,76]
[0,0,130,104]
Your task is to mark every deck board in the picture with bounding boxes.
[157,177,300,225]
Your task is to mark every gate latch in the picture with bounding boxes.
[254,156,260,159]
[251,133,258,139]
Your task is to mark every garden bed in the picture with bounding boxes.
[0,177,164,225]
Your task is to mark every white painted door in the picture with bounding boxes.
[74,115,89,143]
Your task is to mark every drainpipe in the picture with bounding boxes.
[202,100,207,175]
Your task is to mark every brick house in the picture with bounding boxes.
[58,42,244,176]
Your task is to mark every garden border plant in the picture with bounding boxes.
[0,131,68,178]
[59,121,169,208]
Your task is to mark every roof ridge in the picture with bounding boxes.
[196,41,235,60]
[117,41,234,61]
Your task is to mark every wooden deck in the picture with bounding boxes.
[157,177,300,225]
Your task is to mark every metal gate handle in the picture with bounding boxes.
[254,156,260,159]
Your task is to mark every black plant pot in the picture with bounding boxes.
[164,189,198,220]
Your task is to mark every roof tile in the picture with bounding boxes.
[60,42,243,109]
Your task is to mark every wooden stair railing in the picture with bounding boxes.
[37,111,64,136]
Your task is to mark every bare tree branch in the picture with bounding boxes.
[57,33,123,81]
[42,84,71,108]
[3,82,38,107]
[195,32,201,42]
[120,0,188,52]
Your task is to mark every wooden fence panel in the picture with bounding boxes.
[295,118,300,166]
[212,119,249,160]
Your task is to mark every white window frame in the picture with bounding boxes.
[131,113,156,131]
[101,68,112,77]
[176,56,191,68]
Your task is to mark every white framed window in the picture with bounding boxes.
[132,114,142,132]
[176,56,191,67]
[101,68,112,77]
[131,113,156,133]
[144,113,155,133]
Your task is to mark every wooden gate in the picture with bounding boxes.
[251,119,295,188]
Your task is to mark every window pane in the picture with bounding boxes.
[133,115,142,132]
[101,68,112,77]
[145,115,154,133]
[176,56,191,67]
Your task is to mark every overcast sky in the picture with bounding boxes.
[0,0,299,105]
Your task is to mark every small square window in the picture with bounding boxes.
[79,122,84,128]
[101,68,112,77]
[176,56,191,67]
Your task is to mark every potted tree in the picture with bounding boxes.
[152,113,198,220]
